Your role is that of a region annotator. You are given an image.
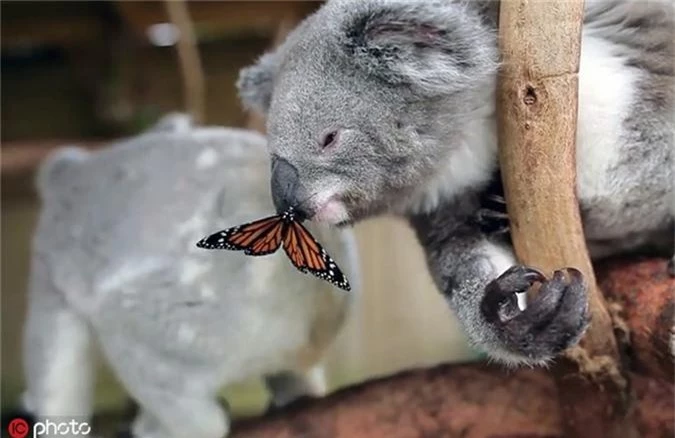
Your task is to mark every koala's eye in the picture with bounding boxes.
[321,130,339,149]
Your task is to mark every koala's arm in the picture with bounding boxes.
[409,198,589,366]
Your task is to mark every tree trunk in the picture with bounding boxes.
[496,1,638,437]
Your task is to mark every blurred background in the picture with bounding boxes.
[1,0,481,429]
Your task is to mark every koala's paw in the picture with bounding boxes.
[481,265,590,365]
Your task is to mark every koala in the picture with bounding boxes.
[238,0,674,366]
[21,114,360,438]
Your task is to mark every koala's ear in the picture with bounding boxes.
[340,3,498,96]
[237,51,280,115]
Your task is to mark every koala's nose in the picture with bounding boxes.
[270,156,309,218]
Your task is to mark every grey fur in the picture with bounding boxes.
[238,0,674,366]
[237,52,281,115]
[23,115,361,438]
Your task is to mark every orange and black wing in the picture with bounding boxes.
[282,221,351,291]
[196,215,284,256]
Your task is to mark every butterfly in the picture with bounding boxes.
[196,207,351,291]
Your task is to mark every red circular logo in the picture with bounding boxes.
[7,418,29,438]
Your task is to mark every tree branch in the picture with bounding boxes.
[496,1,638,436]
[165,0,206,124]
[597,258,674,383]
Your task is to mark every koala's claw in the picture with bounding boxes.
[482,265,590,362]
[485,194,506,205]
[474,208,511,235]
[475,208,509,223]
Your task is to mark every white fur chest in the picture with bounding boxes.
[575,32,640,204]
[405,31,645,223]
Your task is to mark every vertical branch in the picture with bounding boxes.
[165,0,206,124]
[497,1,637,437]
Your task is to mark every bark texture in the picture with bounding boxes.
[597,258,674,383]
[232,370,672,438]
[496,1,639,436]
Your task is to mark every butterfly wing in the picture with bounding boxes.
[196,215,284,256]
[282,221,351,291]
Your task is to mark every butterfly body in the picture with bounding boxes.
[197,208,351,291]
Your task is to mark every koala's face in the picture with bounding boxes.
[264,53,426,225]
[238,0,498,225]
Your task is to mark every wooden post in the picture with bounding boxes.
[497,1,638,437]
[165,0,206,124]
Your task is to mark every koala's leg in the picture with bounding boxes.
[130,409,173,438]
[265,365,329,408]
[411,212,589,366]
[21,258,95,420]
[98,340,228,438]
[121,406,218,438]
[127,389,227,438]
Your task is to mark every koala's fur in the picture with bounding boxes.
[238,0,674,366]
[22,115,360,438]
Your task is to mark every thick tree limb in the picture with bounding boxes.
[597,258,675,383]
[234,364,563,438]
[232,350,673,437]
[231,261,673,437]
[496,1,638,437]
[232,369,673,437]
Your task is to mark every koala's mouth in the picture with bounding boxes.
[308,190,383,227]
[312,196,351,225]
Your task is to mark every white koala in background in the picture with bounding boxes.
[20,114,360,438]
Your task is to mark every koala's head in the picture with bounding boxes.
[238,0,499,225]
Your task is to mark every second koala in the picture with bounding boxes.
[22,116,360,438]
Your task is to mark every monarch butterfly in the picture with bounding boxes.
[196,208,351,291]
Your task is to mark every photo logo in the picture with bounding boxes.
[7,418,29,438]
[6,417,92,438]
